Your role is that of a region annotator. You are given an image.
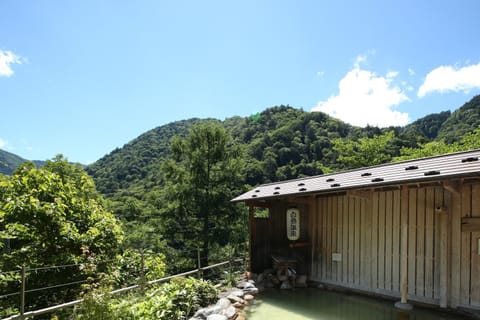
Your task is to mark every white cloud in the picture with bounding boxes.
[408,68,415,76]
[0,138,7,149]
[0,50,23,77]
[418,63,480,97]
[312,64,410,127]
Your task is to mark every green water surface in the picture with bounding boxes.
[243,288,471,320]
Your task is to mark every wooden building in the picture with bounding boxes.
[232,149,480,312]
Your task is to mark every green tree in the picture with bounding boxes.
[0,157,123,313]
[332,131,396,168]
[161,122,246,268]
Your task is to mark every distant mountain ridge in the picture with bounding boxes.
[3,95,480,192]
[86,95,480,196]
[0,149,46,175]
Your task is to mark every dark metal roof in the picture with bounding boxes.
[232,149,480,202]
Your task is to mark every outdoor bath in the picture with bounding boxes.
[243,288,470,320]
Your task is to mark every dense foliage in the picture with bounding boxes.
[75,277,217,320]
[0,157,123,314]
[161,122,246,267]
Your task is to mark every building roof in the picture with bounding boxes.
[232,149,480,202]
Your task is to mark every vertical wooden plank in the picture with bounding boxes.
[326,197,332,281]
[364,193,372,289]
[337,195,343,283]
[360,197,368,288]
[439,199,448,308]
[400,185,409,304]
[416,188,426,298]
[309,196,317,280]
[354,198,361,286]
[425,187,435,300]
[348,195,355,285]
[450,184,461,308]
[470,184,480,307]
[317,198,323,280]
[342,195,349,284]
[378,191,386,290]
[321,197,328,280]
[332,196,338,282]
[385,191,393,292]
[392,189,401,293]
[434,187,444,302]
[248,206,255,272]
[460,184,471,305]
[371,192,379,290]
[408,188,417,297]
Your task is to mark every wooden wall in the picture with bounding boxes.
[250,201,310,273]
[248,180,480,310]
[308,183,480,310]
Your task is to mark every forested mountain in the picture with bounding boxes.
[0,149,45,175]
[86,96,480,198]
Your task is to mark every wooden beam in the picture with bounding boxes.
[287,196,312,206]
[461,217,480,232]
[347,190,372,200]
[443,180,461,195]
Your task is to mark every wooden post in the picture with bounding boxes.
[20,265,26,319]
[437,206,448,308]
[197,247,202,278]
[400,223,408,304]
[310,195,317,279]
[395,185,413,311]
[248,205,255,272]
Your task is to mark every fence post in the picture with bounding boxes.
[139,251,146,293]
[197,247,202,279]
[20,265,26,319]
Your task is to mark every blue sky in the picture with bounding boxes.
[1,0,480,164]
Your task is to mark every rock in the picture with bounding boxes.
[256,273,264,283]
[194,305,223,318]
[230,290,245,297]
[216,298,231,309]
[233,301,244,308]
[243,287,258,295]
[296,275,308,287]
[280,280,292,289]
[236,316,246,320]
[247,279,255,284]
[244,294,254,301]
[207,315,228,320]
[227,294,245,304]
[222,306,237,319]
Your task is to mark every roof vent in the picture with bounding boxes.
[361,172,372,177]
[371,178,384,182]
[255,189,261,193]
[424,170,440,176]
[274,186,281,190]
[273,191,280,195]
[462,156,479,163]
[251,194,257,198]
[299,188,307,192]
[298,182,305,186]
[326,178,335,182]
[405,165,418,171]
[330,183,340,187]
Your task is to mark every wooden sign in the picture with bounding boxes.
[286,208,300,241]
